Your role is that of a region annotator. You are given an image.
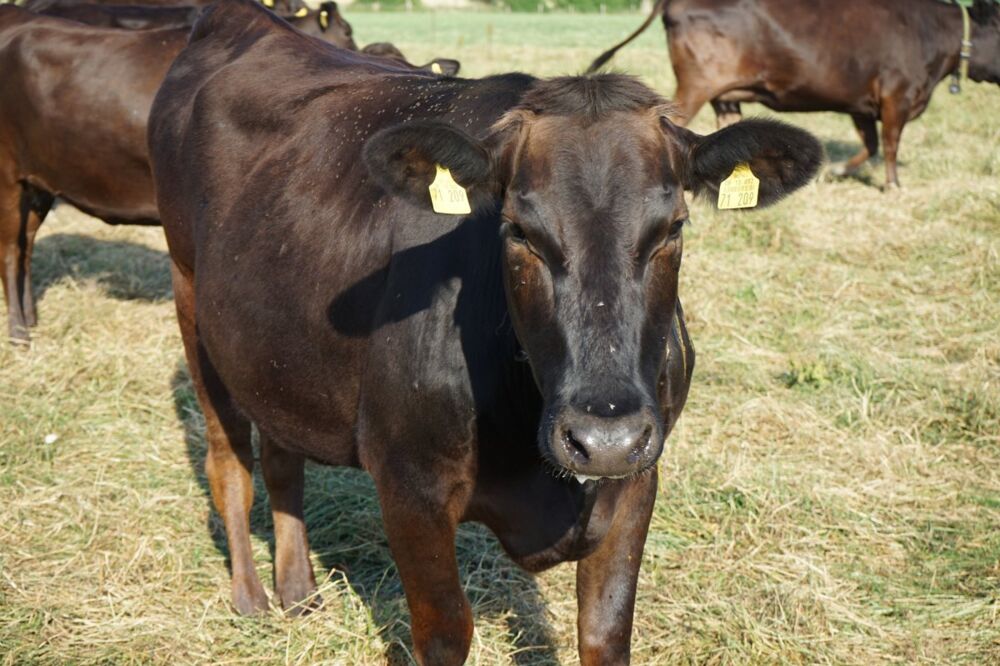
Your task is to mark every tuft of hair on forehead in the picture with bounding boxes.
[515,74,673,122]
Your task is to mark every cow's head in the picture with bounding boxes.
[289,1,356,50]
[969,0,1000,84]
[361,43,461,76]
[364,75,822,479]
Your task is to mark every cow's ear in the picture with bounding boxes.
[669,119,823,208]
[363,121,494,213]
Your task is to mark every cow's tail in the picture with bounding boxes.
[586,0,669,73]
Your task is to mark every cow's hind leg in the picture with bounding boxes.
[260,433,320,615]
[0,172,27,343]
[19,185,54,328]
[0,179,53,343]
[711,100,743,128]
[831,114,878,177]
[672,77,713,127]
[576,472,657,666]
[172,260,269,615]
[0,180,26,343]
[880,99,908,189]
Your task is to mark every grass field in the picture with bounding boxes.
[2,10,999,665]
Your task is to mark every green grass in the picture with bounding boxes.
[2,10,999,665]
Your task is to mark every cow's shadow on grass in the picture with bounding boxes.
[31,232,172,305]
[172,362,562,665]
[822,139,883,188]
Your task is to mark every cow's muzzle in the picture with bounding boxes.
[548,405,660,479]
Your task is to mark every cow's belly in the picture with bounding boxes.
[757,93,872,115]
[17,120,158,223]
[713,82,875,115]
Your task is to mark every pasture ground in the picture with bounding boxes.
[1,11,999,665]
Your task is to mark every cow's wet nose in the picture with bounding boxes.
[552,407,658,478]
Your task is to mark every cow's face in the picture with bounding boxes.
[290,1,356,50]
[364,75,823,479]
[969,0,1000,84]
[494,110,688,481]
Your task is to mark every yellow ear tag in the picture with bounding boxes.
[431,62,443,75]
[319,10,329,29]
[262,0,274,7]
[428,165,471,215]
[293,7,308,16]
[717,163,760,210]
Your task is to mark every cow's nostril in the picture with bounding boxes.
[562,429,590,462]
[627,426,653,464]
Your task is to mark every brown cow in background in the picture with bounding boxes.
[0,8,186,343]
[27,0,358,48]
[590,0,1000,187]
[32,4,201,30]
[25,0,307,14]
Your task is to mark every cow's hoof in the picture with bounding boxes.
[232,582,270,616]
[883,181,901,192]
[281,589,323,617]
[829,161,853,178]
[9,325,30,347]
[277,575,322,616]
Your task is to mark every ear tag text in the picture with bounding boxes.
[429,165,471,215]
[431,62,443,74]
[717,163,759,210]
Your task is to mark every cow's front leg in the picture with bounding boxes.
[576,471,657,665]
[373,461,474,666]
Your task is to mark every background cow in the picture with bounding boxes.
[589,0,1000,187]
[149,0,822,662]
[29,0,358,48]
[25,0,307,14]
[361,41,461,76]
[0,8,186,343]
[33,3,200,29]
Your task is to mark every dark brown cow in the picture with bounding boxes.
[0,8,186,343]
[25,0,307,15]
[589,0,1000,187]
[35,3,200,29]
[149,1,822,662]
[361,41,461,76]
[30,0,357,48]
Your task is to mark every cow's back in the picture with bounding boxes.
[0,8,185,221]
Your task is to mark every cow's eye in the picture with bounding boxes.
[668,218,687,239]
[506,221,528,244]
